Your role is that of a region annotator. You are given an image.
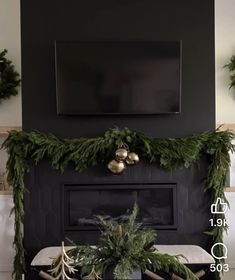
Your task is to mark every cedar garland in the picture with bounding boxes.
[2,127,235,280]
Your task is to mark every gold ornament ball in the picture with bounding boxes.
[107,159,126,174]
[115,148,128,161]
[126,152,140,165]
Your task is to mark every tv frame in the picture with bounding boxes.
[55,40,182,116]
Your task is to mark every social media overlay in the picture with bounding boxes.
[211,198,228,214]
[210,197,229,273]
[211,243,228,260]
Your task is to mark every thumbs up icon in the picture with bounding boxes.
[211,198,228,214]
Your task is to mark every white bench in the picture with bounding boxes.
[31,244,215,266]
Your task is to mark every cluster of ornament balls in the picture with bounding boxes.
[107,145,140,174]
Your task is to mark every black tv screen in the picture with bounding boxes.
[55,41,182,115]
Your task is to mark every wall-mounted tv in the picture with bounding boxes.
[55,41,182,115]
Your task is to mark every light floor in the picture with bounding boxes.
[0,270,234,279]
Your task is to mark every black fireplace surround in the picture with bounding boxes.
[21,0,215,279]
[24,160,212,267]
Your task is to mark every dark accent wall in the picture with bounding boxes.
[21,0,215,138]
[21,0,215,278]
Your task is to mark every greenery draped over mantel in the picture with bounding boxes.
[2,127,235,280]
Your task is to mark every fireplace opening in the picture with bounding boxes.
[63,183,177,231]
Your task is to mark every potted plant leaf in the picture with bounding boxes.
[50,204,198,280]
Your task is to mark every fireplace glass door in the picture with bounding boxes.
[63,183,177,231]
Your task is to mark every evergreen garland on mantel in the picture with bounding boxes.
[2,127,235,280]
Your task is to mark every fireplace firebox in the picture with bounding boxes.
[63,183,177,232]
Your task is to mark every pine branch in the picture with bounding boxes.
[225,55,235,90]
[0,49,20,103]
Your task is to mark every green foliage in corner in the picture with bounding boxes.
[0,49,20,103]
[1,127,235,280]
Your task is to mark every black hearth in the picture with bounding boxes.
[63,183,177,232]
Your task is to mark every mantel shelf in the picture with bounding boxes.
[216,123,235,131]
[0,190,13,195]
[0,126,22,137]
[1,189,234,194]
[225,187,235,192]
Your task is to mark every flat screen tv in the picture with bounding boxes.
[55,41,182,115]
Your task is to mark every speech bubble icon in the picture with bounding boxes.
[211,243,228,260]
